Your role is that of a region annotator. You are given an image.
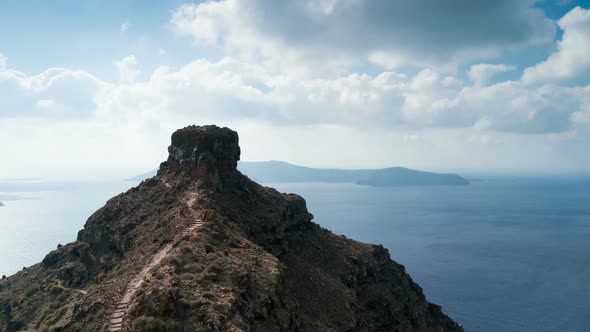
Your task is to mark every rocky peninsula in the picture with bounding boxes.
[0,125,462,331]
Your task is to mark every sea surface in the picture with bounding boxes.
[1,176,590,331]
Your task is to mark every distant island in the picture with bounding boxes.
[129,160,469,187]
[0,201,4,207]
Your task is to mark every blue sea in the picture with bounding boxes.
[1,176,590,331]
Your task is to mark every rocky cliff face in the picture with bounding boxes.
[0,125,462,332]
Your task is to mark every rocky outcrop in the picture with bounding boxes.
[42,242,96,287]
[0,125,462,332]
[159,125,241,190]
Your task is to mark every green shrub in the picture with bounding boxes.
[180,245,193,255]
[55,291,69,303]
[133,316,182,332]
[49,283,65,296]
[207,261,223,274]
[39,305,67,332]
[86,283,97,293]
[185,263,204,273]
[23,283,40,297]
[202,291,215,300]
[163,256,185,268]
[179,273,194,281]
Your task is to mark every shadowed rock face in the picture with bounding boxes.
[0,125,462,332]
[159,125,241,190]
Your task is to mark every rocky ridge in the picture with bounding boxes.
[0,125,462,331]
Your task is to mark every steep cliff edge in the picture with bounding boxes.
[0,125,462,331]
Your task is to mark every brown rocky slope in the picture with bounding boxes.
[0,125,462,331]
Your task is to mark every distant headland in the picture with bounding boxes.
[128,160,469,187]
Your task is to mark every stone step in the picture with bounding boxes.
[111,312,125,318]
[110,317,123,324]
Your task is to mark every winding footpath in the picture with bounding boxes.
[107,192,205,331]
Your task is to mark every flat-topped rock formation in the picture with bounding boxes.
[0,125,462,331]
[159,125,241,189]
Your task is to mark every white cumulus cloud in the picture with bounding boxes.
[0,64,105,118]
[115,55,140,84]
[522,6,590,83]
[171,0,555,72]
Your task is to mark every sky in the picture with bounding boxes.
[1,0,590,178]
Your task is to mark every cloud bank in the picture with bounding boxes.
[172,0,555,70]
[1,2,590,176]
